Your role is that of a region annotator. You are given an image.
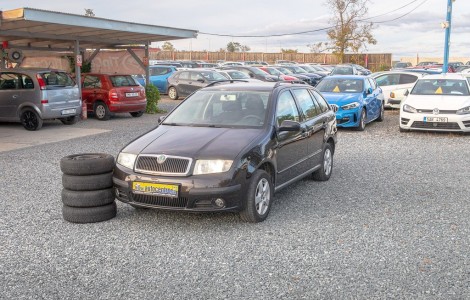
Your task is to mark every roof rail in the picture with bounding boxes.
[273,80,307,88]
[205,79,248,87]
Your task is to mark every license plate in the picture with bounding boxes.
[132,182,179,198]
[126,92,139,97]
[424,116,448,123]
[61,109,76,115]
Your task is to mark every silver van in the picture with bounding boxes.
[0,68,82,130]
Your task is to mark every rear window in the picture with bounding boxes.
[411,79,469,96]
[40,71,75,88]
[109,75,138,87]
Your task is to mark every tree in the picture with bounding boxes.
[227,42,241,52]
[84,9,95,17]
[162,42,176,51]
[311,0,376,63]
[281,48,298,53]
[240,45,251,52]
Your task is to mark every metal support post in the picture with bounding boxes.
[442,0,453,74]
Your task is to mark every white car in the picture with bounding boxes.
[399,74,470,133]
[373,71,425,108]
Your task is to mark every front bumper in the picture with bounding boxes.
[113,164,245,212]
[335,107,361,128]
[400,111,470,132]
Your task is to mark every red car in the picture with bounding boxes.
[258,67,298,81]
[81,73,147,120]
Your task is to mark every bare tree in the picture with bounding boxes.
[84,9,95,17]
[311,0,376,63]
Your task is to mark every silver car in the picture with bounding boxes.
[0,68,82,130]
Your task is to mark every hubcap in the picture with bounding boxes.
[324,148,332,176]
[169,88,176,98]
[96,105,106,118]
[255,178,270,215]
[361,111,365,128]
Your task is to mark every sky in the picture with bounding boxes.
[2,0,470,59]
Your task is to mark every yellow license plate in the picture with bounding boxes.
[132,182,179,198]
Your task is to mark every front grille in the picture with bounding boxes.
[135,155,192,176]
[417,109,457,114]
[411,121,461,130]
[132,194,188,208]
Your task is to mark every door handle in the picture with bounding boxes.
[12,95,19,99]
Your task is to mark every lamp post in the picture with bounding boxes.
[442,0,454,74]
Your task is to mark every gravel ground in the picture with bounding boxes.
[1,100,469,299]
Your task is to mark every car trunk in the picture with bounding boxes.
[109,75,145,101]
[39,71,81,110]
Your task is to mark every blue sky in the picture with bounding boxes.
[2,0,469,58]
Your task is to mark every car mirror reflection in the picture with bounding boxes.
[278,120,301,132]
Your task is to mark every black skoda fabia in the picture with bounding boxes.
[113,81,337,222]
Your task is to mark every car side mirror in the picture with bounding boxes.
[197,78,205,83]
[279,120,301,132]
[404,89,409,96]
[249,73,255,78]
[158,115,166,123]
[367,87,373,95]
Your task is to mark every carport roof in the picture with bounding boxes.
[0,8,198,51]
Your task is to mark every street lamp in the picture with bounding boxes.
[442,0,455,74]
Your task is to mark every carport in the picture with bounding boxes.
[0,7,198,88]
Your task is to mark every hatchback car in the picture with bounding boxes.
[0,68,81,130]
[113,81,337,222]
[82,73,146,120]
[316,75,384,130]
[149,65,178,93]
[373,71,425,108]
[219,66,281,82]
[167,69,228,100]
[399,74,470,133]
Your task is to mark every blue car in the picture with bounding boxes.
[148,65,178,94]
[316,75,384,130]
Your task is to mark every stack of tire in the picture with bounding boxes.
[60,153,117,223]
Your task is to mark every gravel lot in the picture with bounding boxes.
[1,98,469,299]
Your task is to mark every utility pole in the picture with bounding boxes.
[442,0,454,74]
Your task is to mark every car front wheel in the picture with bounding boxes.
[356,108,366,131]
[377,102,385,122]
[239,170,273,223]
[168,86,179,100]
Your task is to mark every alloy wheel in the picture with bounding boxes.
[323,148,332,176]
[255,178,270,215]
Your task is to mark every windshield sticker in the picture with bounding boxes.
[333,85,341,93]
[435,87,443,94]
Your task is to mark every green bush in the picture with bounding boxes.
[145,83,161,114]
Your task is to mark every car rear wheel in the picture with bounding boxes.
[168,86,179,100]
[60,116,79,125]
[239,170,273,223]
[377,102,385,122]
[20,109,43,131]
[356,108,366,131]
[312,143,333,181]
[130,111,144,117]
[94,102,111,121]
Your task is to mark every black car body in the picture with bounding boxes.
[272,66,313,85]
[166,69,227,100]
[275,65,323,86]
[113,81,338,222]
[219,66,281,82]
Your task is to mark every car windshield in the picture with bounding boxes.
[150,67,172,76]
[299,65,315,72]
[264,68,282,76]
[411,79,470,96]
[40,71,75,87]
[110,75,139,87]
[200,71,227,81]
[162,90,270,128]
[316,78,364,93]
[288,66,307,73]
[251,68,269,76]
[276,67,293,75]
[226,71,250,79]
[331,67,354,75]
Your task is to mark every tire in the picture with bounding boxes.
[239,170,273,223]
[130,111,144,117]
[62,188,115,207]
[94,102,111,121]
[62,202,117,223]
[60,153,115,175]
[60,116,79,125]
[20,108,43,131]
[377,101,385,122]
[62,172,113,191]
[168,86,179,100]
[355,108,366,131]
[312,143,334,181]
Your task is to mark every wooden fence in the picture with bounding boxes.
[150,51,392,71]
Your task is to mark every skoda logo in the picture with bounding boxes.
[433,108,439,115]
[157,155,167,164]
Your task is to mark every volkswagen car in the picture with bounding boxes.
[113,81,337,222]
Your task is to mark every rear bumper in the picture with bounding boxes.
[40,100,82,119]
[108,99,147,113]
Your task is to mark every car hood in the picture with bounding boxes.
[122,125,263,159]
[404,95,470,110]
[321,92,362,106]
[298,72,322,79]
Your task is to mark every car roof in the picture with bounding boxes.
[323,75,368,80]
[372,71,425,77]
[201,81,309,92]
[417,73,468,80]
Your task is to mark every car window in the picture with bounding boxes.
[368,78,377,90]
[227,71,249,79]
[399,74,418,85]
[364,78,372,91]
[109,75,138,87]
[0,73,20,89]
[316,78,364,93]
[20,74,34,89]
[292,89,320,120]
[190,72,204,81]
[83,75,102,88]
[310,90,330,112]
[178,72,190,80]
[40,71,75,88]
[200,71,227,81]
[276,91,300,126]
[150,67,171,76]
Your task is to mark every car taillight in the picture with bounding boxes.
[109,89,119,101]
[41,100,48,104]
[36,74,46,90]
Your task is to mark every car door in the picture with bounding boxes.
[274,90,309,186]
[189,72,206,94]
[175,71,191,96]
[363,78,379,121]
[0,72,22,119]
[291,88,325,169]
[82,75,103,111]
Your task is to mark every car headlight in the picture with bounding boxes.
[117,152,137,170]
[456,106,470,115]
[193,160,233,175]
[341,102,360,110]
[403,104,417,113]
